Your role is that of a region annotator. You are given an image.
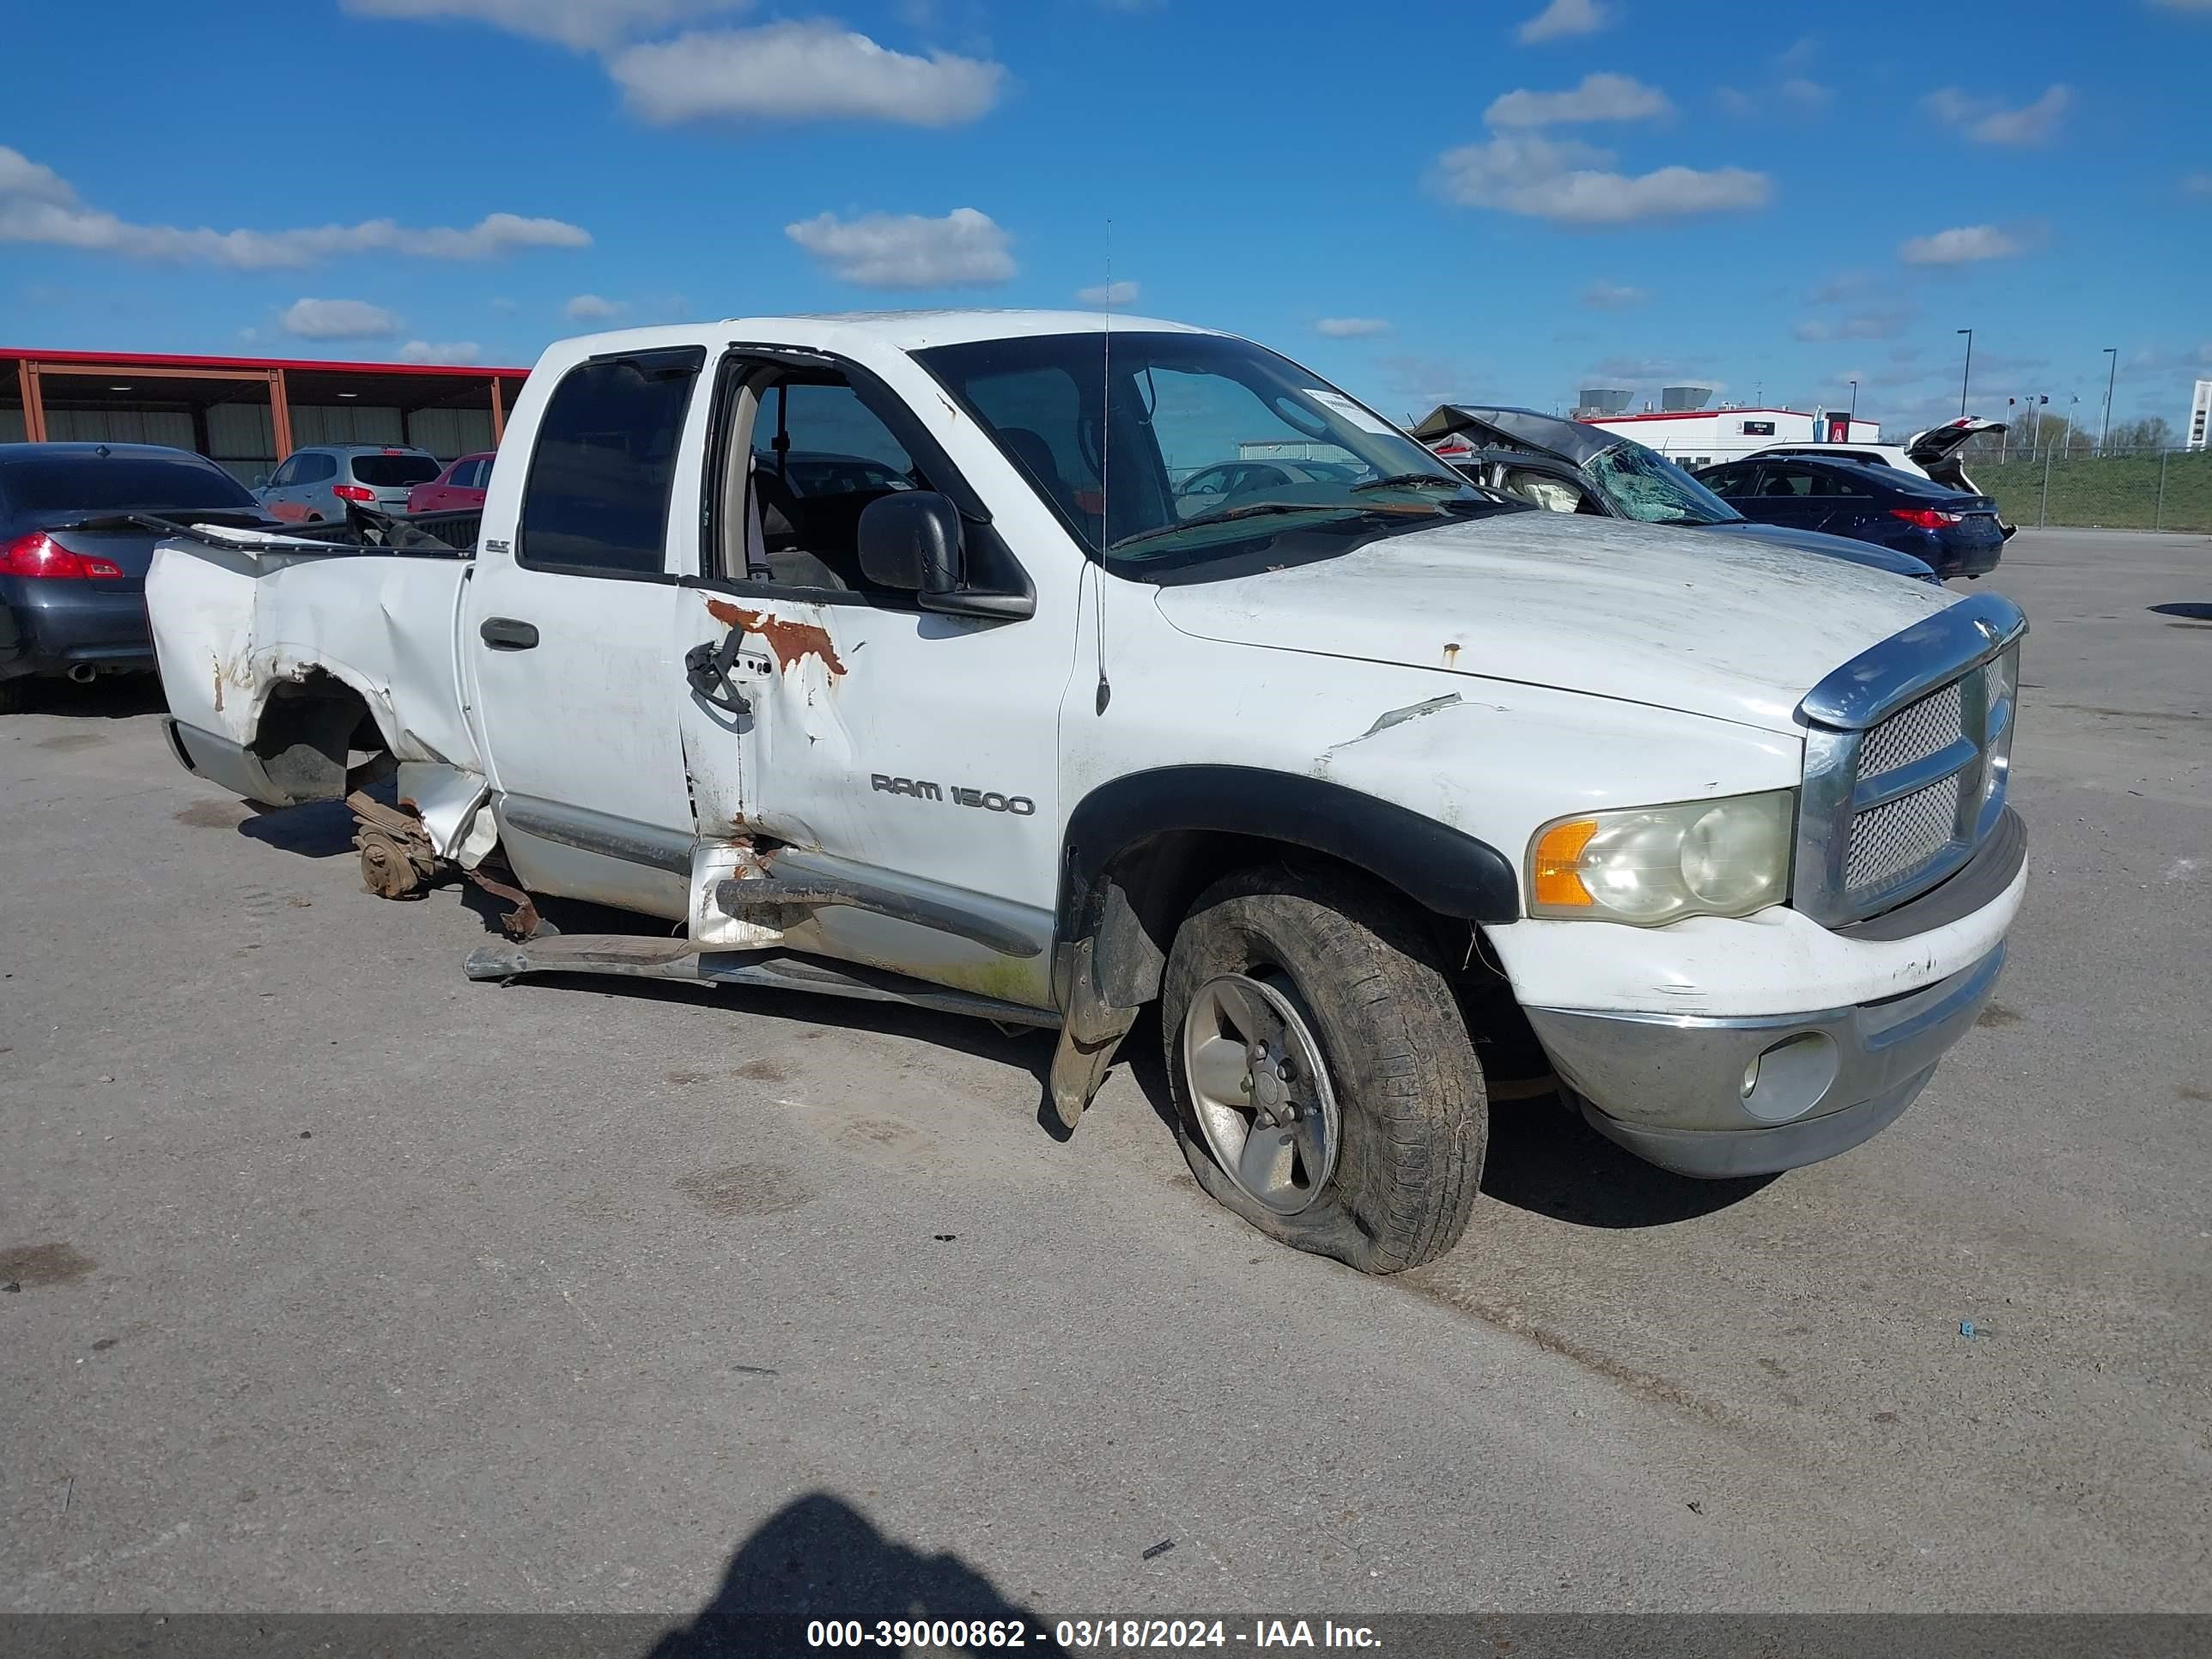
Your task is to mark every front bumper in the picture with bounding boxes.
[1525,943,2005,1178]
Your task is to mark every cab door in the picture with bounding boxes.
[673,359,1072,1009]
[464,345,709,918]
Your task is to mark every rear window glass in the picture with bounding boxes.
[520,350,703,576]
[0,454,256,514]
[351,455,441,487]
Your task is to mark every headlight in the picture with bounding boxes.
[1528,791,1796,925]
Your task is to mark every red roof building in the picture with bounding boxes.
[3,347,530,484]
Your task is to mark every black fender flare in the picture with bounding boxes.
[1058,764,1520,945]
[1042,765,1521,1127]
[1052,763,1518,1020]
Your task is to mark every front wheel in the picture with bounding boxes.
[1161,866,1486,1273]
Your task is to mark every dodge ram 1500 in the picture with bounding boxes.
[147,311,2026,1273]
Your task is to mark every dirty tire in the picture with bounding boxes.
[1162,865,1486,1274]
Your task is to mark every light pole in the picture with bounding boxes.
[1956,328,1973,418]
[1848,380,1858,423]
[2100,347,2118,454]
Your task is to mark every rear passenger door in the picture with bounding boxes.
[1747,463,1827,533]
[464,346,709,919]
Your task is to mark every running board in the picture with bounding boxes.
[463,935,1061,1030]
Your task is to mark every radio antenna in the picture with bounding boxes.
[1094,217,1114,716]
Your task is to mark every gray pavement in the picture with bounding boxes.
[3,529,2207,1618]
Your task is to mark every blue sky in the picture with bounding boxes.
[4,0,2208,437]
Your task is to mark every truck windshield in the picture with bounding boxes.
[915,331,1487,574]
[1584,441,1743,526]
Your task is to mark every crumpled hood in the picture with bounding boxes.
[1151,511,1957,734]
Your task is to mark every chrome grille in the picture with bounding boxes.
[1845,772,1963,894]
[1790,593,2028,929]
[1861,681,1964,777]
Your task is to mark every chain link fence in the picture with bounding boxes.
[1965,447,2212,532]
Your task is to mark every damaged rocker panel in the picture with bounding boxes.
[464,937,1060,1029]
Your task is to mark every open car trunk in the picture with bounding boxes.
[1906,418,2014,537]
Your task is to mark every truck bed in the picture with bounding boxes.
[147,514,484,805]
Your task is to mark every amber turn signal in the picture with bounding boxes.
[1531,817,1598,908]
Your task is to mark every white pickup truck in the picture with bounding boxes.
[146,311,2027,1274]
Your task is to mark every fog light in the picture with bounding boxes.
[1739,1031,1840,1124]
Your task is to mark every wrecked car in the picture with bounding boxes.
[1412,404,1940,581]
[145,312,2027,1274]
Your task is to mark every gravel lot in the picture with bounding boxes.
[3,528,2206,1619]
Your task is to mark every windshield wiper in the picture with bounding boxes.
[1352,472,1465,493]
[1109,500,1346,551]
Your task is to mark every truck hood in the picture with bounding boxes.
[1699,519,1938,581]
[1149,512,1956,735]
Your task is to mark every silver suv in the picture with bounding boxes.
[255,444,442,524]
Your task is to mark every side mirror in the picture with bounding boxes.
[857,490,963,593]
[252,474,269,489]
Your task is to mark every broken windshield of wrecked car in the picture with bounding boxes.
[1586,441,1743,527]
[915,331,1490,570]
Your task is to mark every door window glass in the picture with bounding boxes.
[520,353,702,575]
[741,376,926,594]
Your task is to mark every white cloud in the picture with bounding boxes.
[564,292,627,320]
[281,297,401,340]
[1485,73,1670,128]
[1899,225,2027,265]
[1776,35,1820,70]
[1719,76,1832,116]
[1922,83,2072,145]
[0,145,587,270]
[1075,279,1139,306]
[2187,172,2212,197]
[1434,134,1770,225]
[342,0,744,51]
[398,340,483,363]
[1316,317,1391,337]
[1516,0,1613,43]
[1580,279,1647,309]
[611,21,1004,126]
[785,207,1014,288]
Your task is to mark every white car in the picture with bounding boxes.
[143,310,2027,1275]
[1747,417,2015,537]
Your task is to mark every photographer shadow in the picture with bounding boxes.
[647,1492,1067,1658]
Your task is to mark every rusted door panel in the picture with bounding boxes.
[675,586,1070,1005]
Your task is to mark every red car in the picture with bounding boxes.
[406,451,495,514]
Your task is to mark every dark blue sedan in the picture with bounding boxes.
[1,443,273,712]
[1692,453,2005,580]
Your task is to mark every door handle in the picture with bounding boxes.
[480,617,538,651]
[684,635,751,716]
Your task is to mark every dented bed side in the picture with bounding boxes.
[148,531,482,830]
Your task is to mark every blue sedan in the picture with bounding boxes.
[1693,453,2005,580]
